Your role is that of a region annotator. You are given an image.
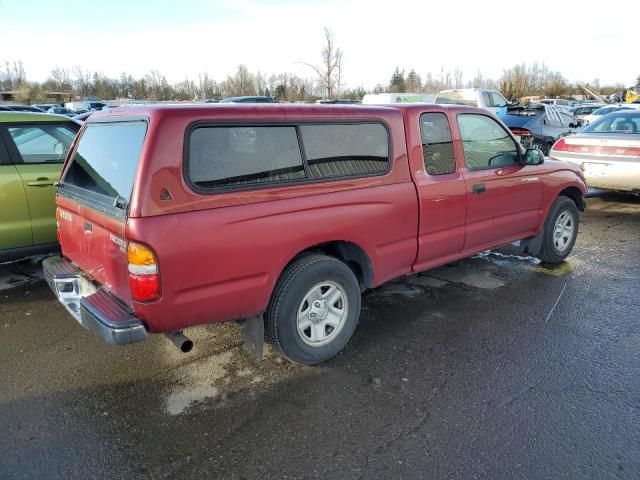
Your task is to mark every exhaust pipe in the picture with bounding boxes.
[165,331,193,353]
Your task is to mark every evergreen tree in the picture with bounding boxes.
[389,67,406,93]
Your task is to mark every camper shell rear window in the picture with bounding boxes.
[60,120,147,213]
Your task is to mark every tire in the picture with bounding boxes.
[266,254,361,365]
[537,196,579,264]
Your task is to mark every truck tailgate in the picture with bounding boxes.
[56,195,132,306]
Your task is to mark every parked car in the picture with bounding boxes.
[1,104,46,113]
[550,110,640,193]
[316,99,362,104]
[570,104,606,122]
[65,101,107,112]
[499,104,582,155]
[434,88,510,116]
[46,106,76,116]
[219,96,274,103]
[583,104,640,125]
[0,112,80,261]
[538,98,578,110]
[71,111,95,122]
[44,104,586,364]
[33,104,60,112]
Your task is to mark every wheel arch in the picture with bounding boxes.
[281,240,374,291]
[558,186,586,211]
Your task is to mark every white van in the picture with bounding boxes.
[361,93,436,104]
[434,88,509,115]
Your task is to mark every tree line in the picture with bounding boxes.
[382,64,631,99]
[1,57,636,104]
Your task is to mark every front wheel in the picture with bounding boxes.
[536,196,579,264]
[266,254,361,365]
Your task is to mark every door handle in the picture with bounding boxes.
[27,178,55,187]
[472,183,486,194]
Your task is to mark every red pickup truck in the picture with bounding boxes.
[44,104,586,364]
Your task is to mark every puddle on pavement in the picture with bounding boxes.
[474,251,542,266]
[535,262,575,276]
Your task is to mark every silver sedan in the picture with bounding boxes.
[550,111,640,193]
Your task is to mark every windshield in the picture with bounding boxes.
[583,112,640,134]
[62,121,147,207]
[436,90,478,106]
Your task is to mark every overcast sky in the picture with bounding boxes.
[0,0,636,89]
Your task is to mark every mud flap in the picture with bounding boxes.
[520,229,544,256]
[243,316,264,361]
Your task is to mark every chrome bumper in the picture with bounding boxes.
[43,256,148,345]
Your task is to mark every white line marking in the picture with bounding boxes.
[545,281,568,324]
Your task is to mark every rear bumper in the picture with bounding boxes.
[43,256,148,345]
[551,152,640,191]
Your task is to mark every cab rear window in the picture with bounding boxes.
[62,121,147,206]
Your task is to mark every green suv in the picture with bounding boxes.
[0,112,79,261]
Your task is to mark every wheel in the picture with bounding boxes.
[537,196,579,264]
[266,254,361,365]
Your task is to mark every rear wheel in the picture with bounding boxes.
[537,196,579,264]
[266,254,361,365]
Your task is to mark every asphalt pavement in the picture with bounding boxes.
[1,192,639,480]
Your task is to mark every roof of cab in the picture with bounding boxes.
[0,111,74,123]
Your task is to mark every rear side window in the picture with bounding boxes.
[186,122,390,190]
[62,121,147,203]
[7,124,76,164]
[420,113,455,175]
[300,124,389,178]
[189,126,305,188]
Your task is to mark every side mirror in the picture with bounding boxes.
[524,148,545,165]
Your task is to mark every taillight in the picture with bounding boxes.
[552,137,567,152]
[511,128,532,136]
[127,242,160,302]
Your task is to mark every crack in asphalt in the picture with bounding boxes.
[357,372,452,478]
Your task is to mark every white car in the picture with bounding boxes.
[434,88,509,115]
[583,104,640,125]
[550,110,640,192]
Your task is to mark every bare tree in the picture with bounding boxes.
[303,28,342,99]
[335,50,343,97]
[72,66,93,97]
[1,60,26,89]
[49,66,71,90]
[222,65,256,97]
[453,68,464,89]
